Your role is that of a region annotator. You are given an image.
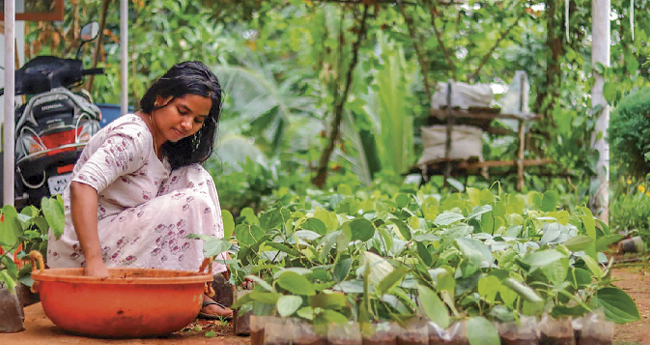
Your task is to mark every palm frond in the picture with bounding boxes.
[339,110,373,186]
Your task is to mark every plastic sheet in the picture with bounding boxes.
[578,312,614,345]
[396,318,428,345]
[497,316,539,345]
[539,315,575,345]
[263,317,291,345]
[251,315,277,345]
[362,322,397,345]
[291,319,327,345]
[427,321,448,344]
[446,321,470,345]
[328,321,363,345]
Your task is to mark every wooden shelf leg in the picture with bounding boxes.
[517,120,525,191]
[443,81,453,187]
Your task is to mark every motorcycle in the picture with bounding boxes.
[0,21,105,207]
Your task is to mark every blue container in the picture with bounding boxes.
[96,104,133,128]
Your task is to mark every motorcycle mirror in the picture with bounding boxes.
[77,22,100,60]
[80,22,100,42]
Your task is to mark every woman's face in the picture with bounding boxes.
[153,94,212,143]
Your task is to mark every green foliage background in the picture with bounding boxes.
[608,87,650,179]
[23,0,650,218]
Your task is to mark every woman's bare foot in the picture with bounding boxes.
[199,294,233,320]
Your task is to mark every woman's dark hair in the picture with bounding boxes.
[140,61,223,169]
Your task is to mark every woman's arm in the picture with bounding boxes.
[70,181,109,278]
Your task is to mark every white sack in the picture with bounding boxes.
[431,81,494,110]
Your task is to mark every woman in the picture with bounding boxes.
[47,61,232,319]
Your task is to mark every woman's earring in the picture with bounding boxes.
[154,102,159,107]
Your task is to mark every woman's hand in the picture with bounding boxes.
[85,259,110,279]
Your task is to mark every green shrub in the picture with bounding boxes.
[610,177,650,246]
[609,87,650,178]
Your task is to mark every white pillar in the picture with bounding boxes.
[120,0,128,115]
[590,0,610,221]
[3,0,15,206]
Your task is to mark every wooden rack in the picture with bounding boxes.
[417,107,548,191]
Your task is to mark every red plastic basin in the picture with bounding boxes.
[30,253,213,338]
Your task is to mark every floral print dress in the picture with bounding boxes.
[47,114,227,274]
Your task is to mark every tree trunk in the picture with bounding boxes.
[312,6,370,189]
[590,0,610,222]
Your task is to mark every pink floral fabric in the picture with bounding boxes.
[47,114,227,274]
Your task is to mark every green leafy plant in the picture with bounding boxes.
[610,177,650,246]
[609,87,650,179]
[0,196,65,291]
[197,184,638,345]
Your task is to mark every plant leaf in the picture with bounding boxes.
[277,271,316,296]
[376,265,408,296]
[541,191,558,212]
[563,235,594,252]
[596,287,641,324]
[301,218,327,235]
[418,284,450,329]
[202,236,233,258]
[416,242,433,267]
[434,212,465,226]
[245,275,275,293]
[333,258,352,282]
[466,317,500,345]
[349,218,375,242]
[503,278,543,303]
[389,218,412,241]
[221,209,235,240]
[235,224,265,246]
[523,249,567,268]
[40,198,64,239]
[277,295,303,317]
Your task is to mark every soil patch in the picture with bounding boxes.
[612,265,650,345]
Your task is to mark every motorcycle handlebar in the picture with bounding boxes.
[81,68,105,76]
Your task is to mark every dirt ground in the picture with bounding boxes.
[612,265,650,345]
[1,266,649,344]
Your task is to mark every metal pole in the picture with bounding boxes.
[4,0,16,206]
[590,0,610,221]
[120,0,128,115]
